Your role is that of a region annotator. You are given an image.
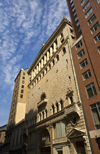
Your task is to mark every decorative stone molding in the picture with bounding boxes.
[37,98,48,107]
[66,87,73,96]
[64,103,80,118]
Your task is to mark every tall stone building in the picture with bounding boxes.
[66,0,100,153]
[0,125,7,154]
[24,17,91,154]
[3,17,92,154]
[2,68,28,154]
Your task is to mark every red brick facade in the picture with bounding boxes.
[66,0,100,153]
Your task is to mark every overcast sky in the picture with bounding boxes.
[0,0,70,126]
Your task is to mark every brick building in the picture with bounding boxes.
[66,0,100,153]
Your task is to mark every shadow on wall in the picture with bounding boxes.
[25,109,38,126]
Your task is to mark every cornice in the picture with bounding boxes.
[28,17,72,74]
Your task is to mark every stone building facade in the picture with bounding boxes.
[3,17,92,154]
[24,17,92,154]
[0,125,7,154]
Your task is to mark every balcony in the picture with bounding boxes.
[37,98,48,107]
[64,103,80,118]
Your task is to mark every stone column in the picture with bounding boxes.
[36,65,39,74]
[44,55,46,64]
[47,51,49,61]
[53,42,56,53]
[54,105,57,113]
[31,71,34,80]
[41,59,43,68]
[50,47,52,57]
[59,102,61,111]
[39,62,41,71]
[33,70,35,77]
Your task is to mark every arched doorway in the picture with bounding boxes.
[40,129,51,154]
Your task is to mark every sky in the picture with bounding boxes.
[0,0,70,126]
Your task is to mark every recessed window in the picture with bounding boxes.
[23,72,25,75]
[76,21,79,26]
[76,41,82,50]
[21,90,24,93]
[72,7,75,12]
[90,22,100,34]
[90,102,100,129]
[52,59,55,66]
[22,85,24,88]
[49,63,51,70]
[22,81,24,84]
[85,8,93,19]
[56,55,59,61]
[71,3,74,7]
[72,36,75,40]
[78,49,85,59]
[52,105,55,114]
[75,16,78,21]
[56,103,59,112]
[60,100,63,109]
[97,46,100,54]
[22,76,25,79]
[73,12,76,16]
[86,82,97,99]
[82,70,91,81]
[80,59,88,69]
[42,112,44,120]
[81,0,86,6]
[63,47,66,54]
[83,1,90,12]
[45,110,47,118]
[97,0,100,4]
[20,94,23,98]
[70,29,73,33]
[61,38,64,43]
[94,33,100,43]
[70,0,73,3]
[78,27,81,33]
[87,14,96,26]
[54,121,66,138]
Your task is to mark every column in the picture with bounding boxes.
[54,105,57,113]
[53,42,56,53]
[39,62,41,71]
[33,70,35,77]
[50,47,52,57]
[47,51,49,61]
[59,102,61,111]
[41,59,43,68]
[31,71,34,80]
[44,55,46,64]
[36,65,39,74]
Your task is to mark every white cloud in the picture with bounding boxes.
[0,0,70,125]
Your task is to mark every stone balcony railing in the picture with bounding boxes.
[37,98,48,107]
[64,102,80,118]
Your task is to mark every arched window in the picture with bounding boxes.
[56,55,59,61]
[39,113,41,121]
[52,59,55,66]
[41,93,46,101]
[60,100,63,110]
[63,47,66,54]
[52,105,55,114]
[45,110,47,118]
[42,71,44,77]
[42,112,44,120]
[49,63,51,70]
[56,103,59,112]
